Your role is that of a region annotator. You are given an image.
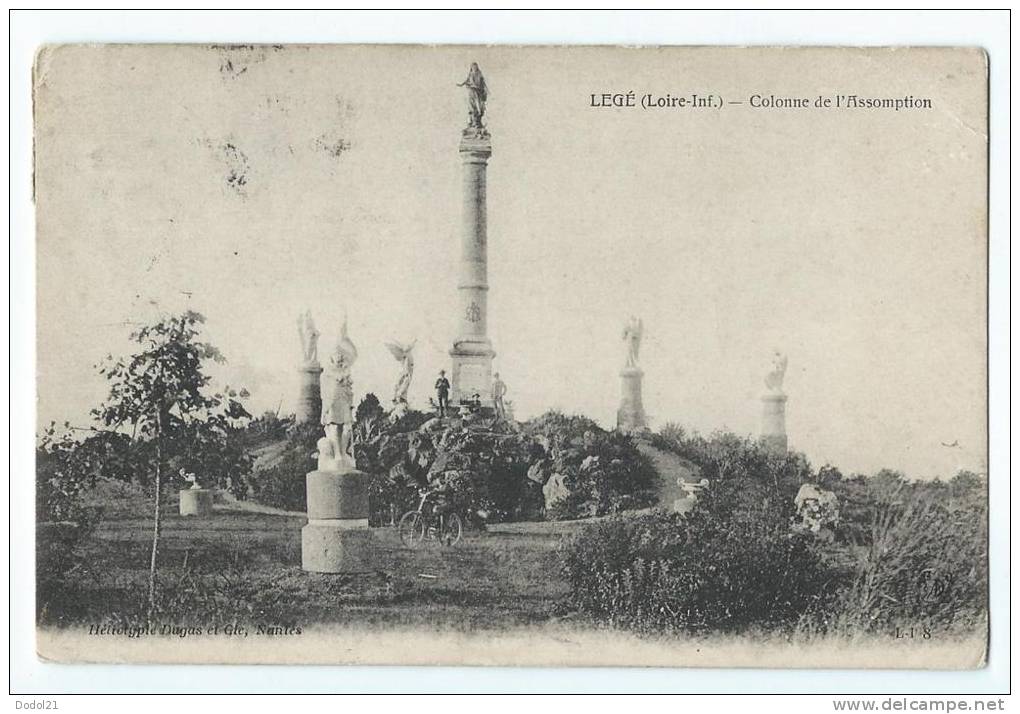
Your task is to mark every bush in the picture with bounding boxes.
[525,411,659,520]
[37,426,102,525]
[36,426,110,623]
[565,422,988,637]
[363,406,538,526]
[247,422,321,511]
[545,431,659,519]
[564,479,847,633]
[651,425,810,498]
[818,472,987,635]
[365,407,663,525]
[246,411,291,442]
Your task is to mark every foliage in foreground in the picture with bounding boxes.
[565,425,988,636]
[38,311,253,615]
[564,491,846,633]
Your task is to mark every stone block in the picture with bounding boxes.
[305,470,369,521]
[179,488,214,517]
[301,523,374,574]
[302,468,372,574]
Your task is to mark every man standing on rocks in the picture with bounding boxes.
[435,369,451,417]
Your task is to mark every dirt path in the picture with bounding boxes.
[217,491,305,518]
[636,441,701,508]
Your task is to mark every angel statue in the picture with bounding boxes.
[764,351,788,394]
[318,317,359,471]
[297,309,320,365]
[385,339,416,405]
[622,316,643,369]
[457,62,488,129]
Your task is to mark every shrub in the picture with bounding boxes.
[420,427,535,526]
[362,407,538,526]
[526,411,659,520]
[651,426,810,497]
[355,393,385,424]
[564,477,848,633]
[364,408,659,525]
[246,411,291,442]
[566,421,989,637]
[522,410,602,444]
[247,422,321,511]
[545,431,659,519]
[821,473,987,635]
[36,426,109,623]
[37,426,103,525]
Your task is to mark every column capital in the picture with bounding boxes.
[459,129,492,158]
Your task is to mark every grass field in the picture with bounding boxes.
[36,480,987,669]
[40,479,575,631]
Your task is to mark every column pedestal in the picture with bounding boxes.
[295,364,323,424]
[179,488,214,517]
[450,342,495,407]
[760,393,788,454]
[617,366,649,434]
[301,469,373,573]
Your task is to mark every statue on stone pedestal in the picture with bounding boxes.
[297,309,320,365]
[491,372,508,420]
[385,339,416,405]
[180,469,200,490]
[457,62,488,129]
[319,318,358,471]
[622,316,643,368]
[765,351,788,394]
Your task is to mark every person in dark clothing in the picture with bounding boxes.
[435,370,451,417]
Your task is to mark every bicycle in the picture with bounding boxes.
[397,488,463,547]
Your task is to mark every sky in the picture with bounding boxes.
[34,45,987,479]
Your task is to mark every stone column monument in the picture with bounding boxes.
[302,319,372,573]
[760,351,789,454]
[449,62,496,407]
[295,310,322,423]
[617,316,649,434]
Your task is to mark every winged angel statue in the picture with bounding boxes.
[385,339,416,405]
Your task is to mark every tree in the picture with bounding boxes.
[93,310,249,617]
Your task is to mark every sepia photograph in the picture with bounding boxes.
[12,10,1009,699]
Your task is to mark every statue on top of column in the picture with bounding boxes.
[622,316,643,369]
[297,309,320,365]
[458,62,488,132]
[764,351,788,394]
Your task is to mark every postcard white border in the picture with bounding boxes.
[9,9,1010,695]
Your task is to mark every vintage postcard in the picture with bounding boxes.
[33,44,988,668]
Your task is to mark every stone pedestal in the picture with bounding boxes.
[301,469,373,573]
[179,488,214,517]
[760,393,788,454]
[295,363,323,424]
[617,366,648,434]
[450,129,496,406]
[450,349,494,407]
